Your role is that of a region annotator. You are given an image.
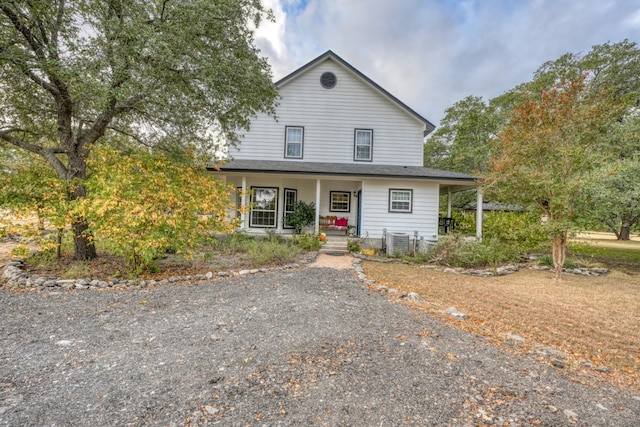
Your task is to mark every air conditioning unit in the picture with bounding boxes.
[386,232,409,256]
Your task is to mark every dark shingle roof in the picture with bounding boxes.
[213,159,477,182]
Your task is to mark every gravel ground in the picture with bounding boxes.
[1,262,639,426]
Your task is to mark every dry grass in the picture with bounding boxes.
[363,262,640,390]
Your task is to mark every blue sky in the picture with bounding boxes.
[255,0,640,127]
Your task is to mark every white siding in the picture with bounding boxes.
[230,58,426,166]
[359,179,439,240]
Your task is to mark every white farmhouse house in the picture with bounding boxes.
[213,50,483,245]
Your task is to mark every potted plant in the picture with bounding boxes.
[285,201,316,234]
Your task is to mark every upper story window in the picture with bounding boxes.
[285,126,304,159]
[389,189,413,213]
[354,129,373,162]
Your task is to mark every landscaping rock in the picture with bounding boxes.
[446,307,468,320]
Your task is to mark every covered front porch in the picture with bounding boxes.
[226,173,363,236]
[220,173,482,242]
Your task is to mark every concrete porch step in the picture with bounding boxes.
[319,236,350,254]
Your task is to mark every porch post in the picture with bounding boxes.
[446,187,452,218]
[241,176,247,230]
[476,186,483,240]
[315,179,321,233]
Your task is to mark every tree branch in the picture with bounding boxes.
[77,93,147,148]
[0,129,68,178]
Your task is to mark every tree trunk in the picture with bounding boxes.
[619,213,631,241]
[552,231,568,281]
[67,151,97,260]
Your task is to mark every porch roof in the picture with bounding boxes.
[213,159,478,183]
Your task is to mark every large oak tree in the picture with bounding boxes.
[0,0,278,259]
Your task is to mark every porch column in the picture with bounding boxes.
[476,187,483,240]
[315,179,321,233]
[446,187,452,218]
[241,176,247,230]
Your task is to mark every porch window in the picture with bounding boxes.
[330,191,351,212]
[389,189,412,213]
[283,188,297,229]
[354,129,372,161]
[250,187,278,228]
[285,126,304,159]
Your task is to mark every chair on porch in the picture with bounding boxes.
[438,216,455,234]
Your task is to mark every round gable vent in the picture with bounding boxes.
[320,71,337,89]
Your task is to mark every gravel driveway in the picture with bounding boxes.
[1,262,639,426]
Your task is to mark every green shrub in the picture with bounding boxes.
[293,233,321,251]
[246,239,301,265]
[449,209,548,253]
[209,232,255,253]
[429,235,522,268]
[347,239,361,253]
[483,210,548,251]
[537,253,583,269]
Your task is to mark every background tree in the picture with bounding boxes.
[423,95,502,210]
[579,156,640,240]
[0,1,278,259]
[488,76,624,280]
[424,95,499,174]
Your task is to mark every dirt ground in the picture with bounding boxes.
[362,261,640,391]
[309,253,354,269]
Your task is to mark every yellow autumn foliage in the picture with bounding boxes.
[82,145,237,269]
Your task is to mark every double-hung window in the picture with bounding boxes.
[389,189,413,213]
[354,129,372,161]
[283,188,297,229]
[250,187,278,228]
[285,126,304,159]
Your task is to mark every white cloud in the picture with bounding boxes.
[254,0,640,125]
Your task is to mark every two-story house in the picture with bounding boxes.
[214,50,482,245]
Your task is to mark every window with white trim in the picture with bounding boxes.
[285,126,304,158]
[283,188,297,229]
[389,189,413,213]
[250,187,278,228]
[330,191,350,212]
[354,129,372,161]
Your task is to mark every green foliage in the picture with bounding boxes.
[482,211,548,251]
[9,245,30,260]
[246,239,301,265]
[209,232,256,254]
[0,1,279,259]
[0,152,71,251]
[347,239,362,253]
[81,146,238,271]
[429,236,522,269]
[424,95,499,174]
[578,156,640,239]
[285,201,316,233]
[292,233,322,251]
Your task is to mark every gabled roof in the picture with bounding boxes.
[275,50,436,136]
